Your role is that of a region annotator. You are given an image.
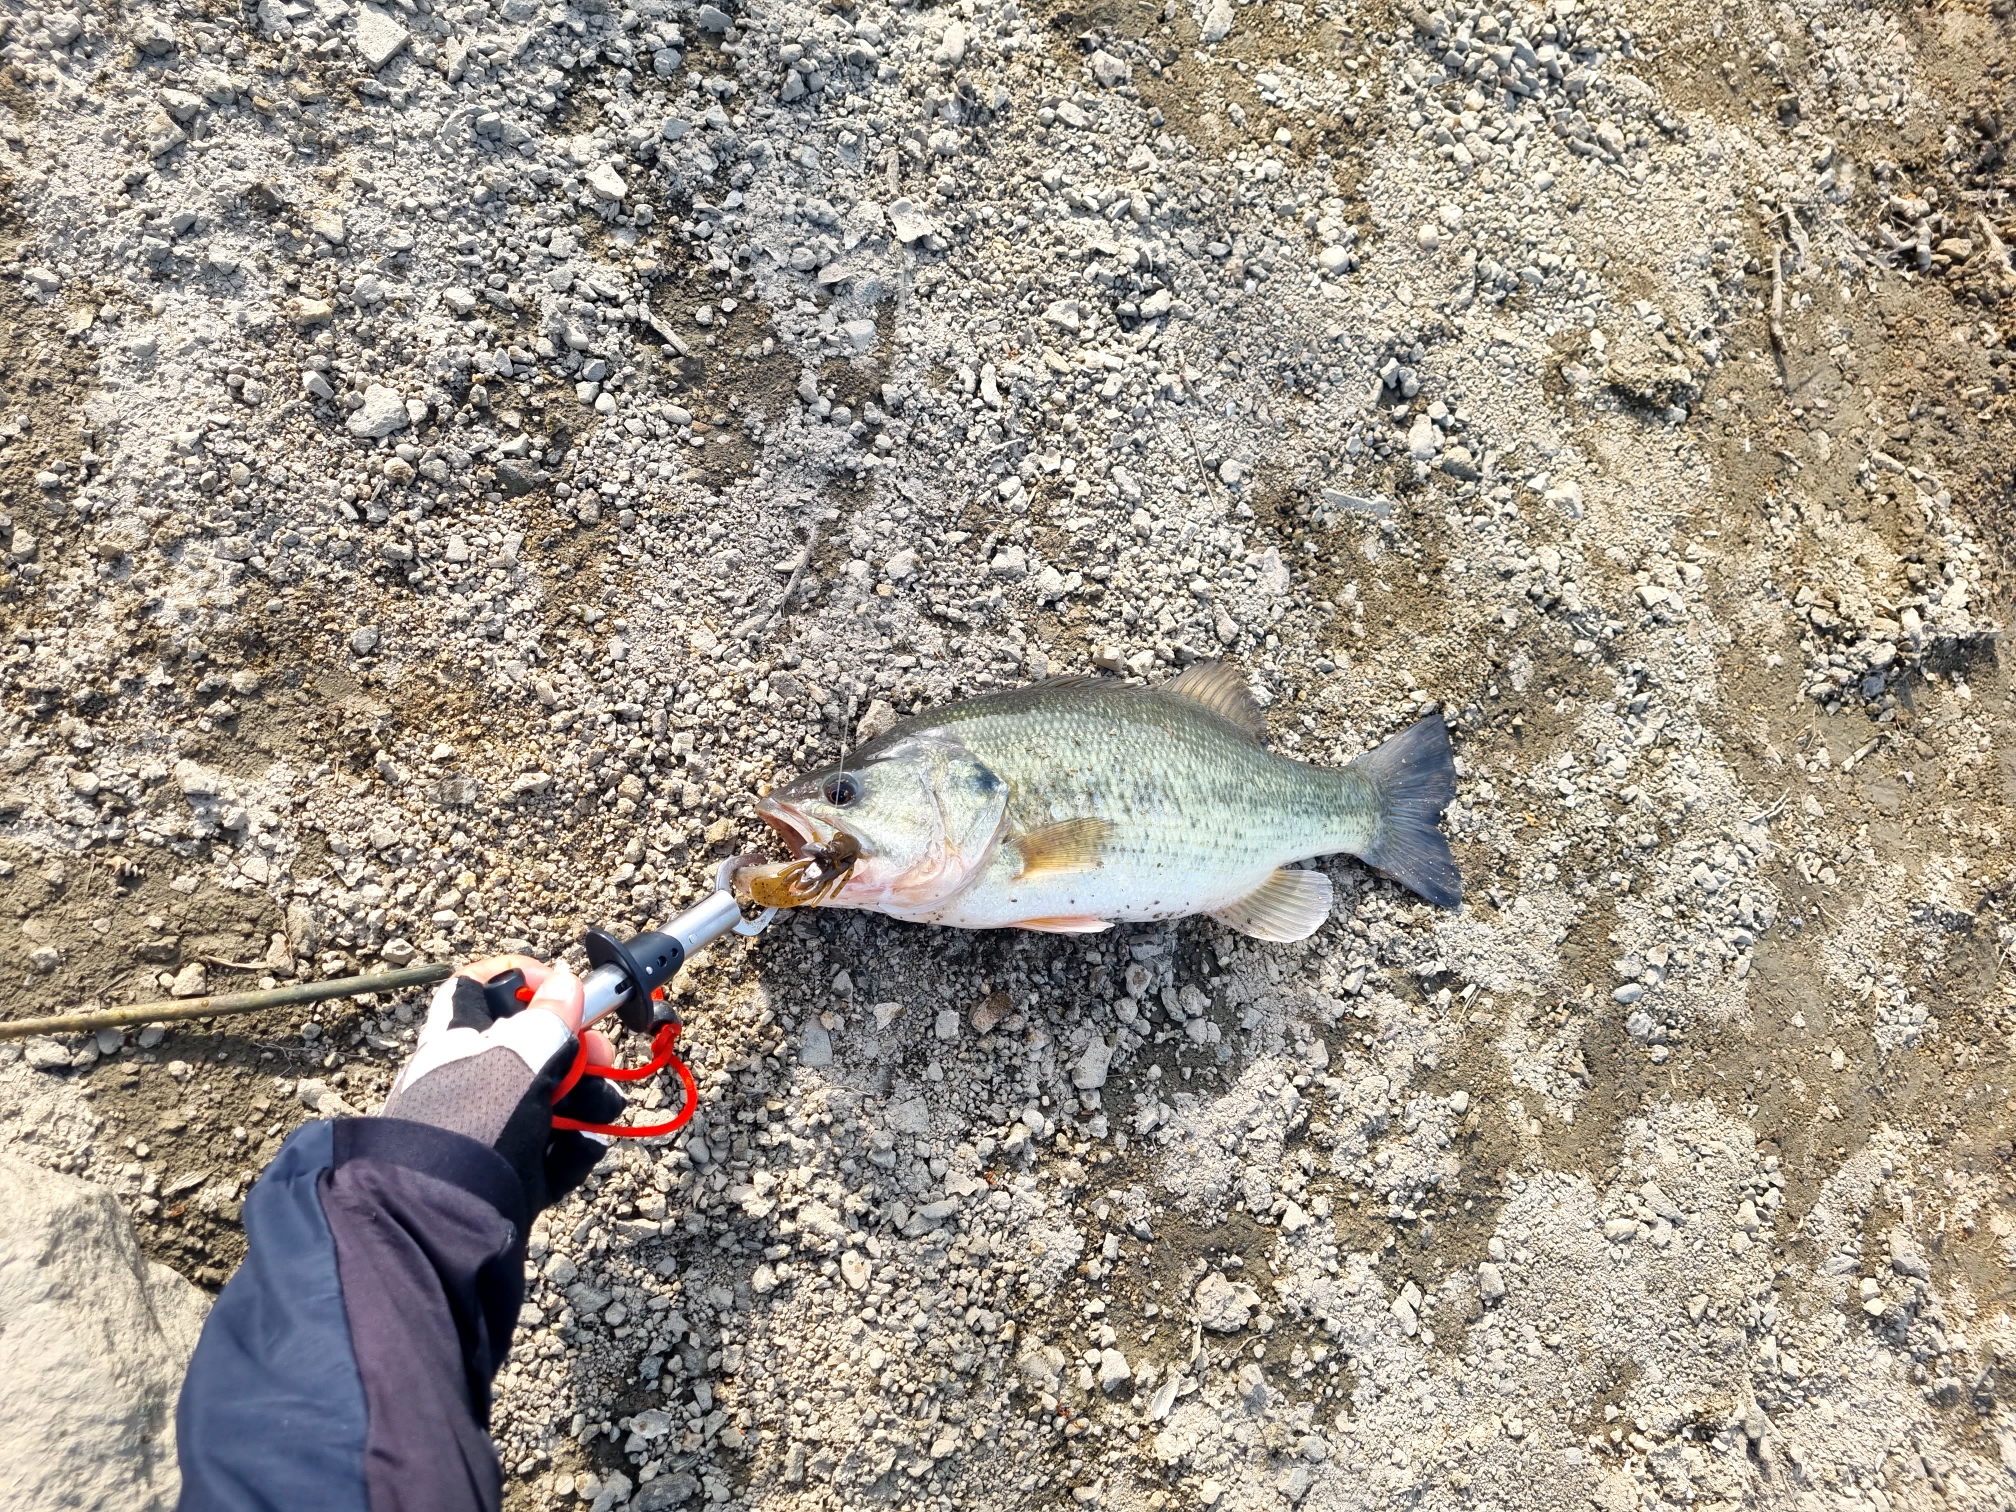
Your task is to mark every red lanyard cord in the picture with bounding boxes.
[550,1020,699,1139]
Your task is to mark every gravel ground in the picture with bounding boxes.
[3,0,2015,1507]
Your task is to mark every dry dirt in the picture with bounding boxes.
[2,0,2015,1508]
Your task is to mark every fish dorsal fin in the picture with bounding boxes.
[1209,868,1332,942]
[1021,674,1105,693]
[1012,817,1114,878]
[1166,661,1266,740]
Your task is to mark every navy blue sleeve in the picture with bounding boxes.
[176,1119,529,1512]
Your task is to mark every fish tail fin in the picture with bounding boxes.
[1345,713,1461,908]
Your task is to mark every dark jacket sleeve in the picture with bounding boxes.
[176,1117,530,1512]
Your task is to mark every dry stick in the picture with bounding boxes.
[1769,243,1787,363]
[760,524,819,638]
[0,962,454,1042]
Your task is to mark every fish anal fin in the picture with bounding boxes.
[1011,816,1114,878]
[1209,868,1332,942]
[1015,915,1113,934]
[1166,661,1267,740]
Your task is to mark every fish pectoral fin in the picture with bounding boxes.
[1209,868,1333,942]
[1165,661,1267,741]
[1013,915,1114,934]
[1011,817,1114,878]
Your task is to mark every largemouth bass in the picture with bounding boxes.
[732,663,1458,941]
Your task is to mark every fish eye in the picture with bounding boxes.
[824,774,860,807]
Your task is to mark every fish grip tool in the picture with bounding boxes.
[484,856,778,1139]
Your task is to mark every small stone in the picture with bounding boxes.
[350,627,381,656]
[1072,1037,1112,1090]
[934,1009,960,1041]
[346,385,409,439]
[1391,1294,1418,1334]
[989,545,1028,581]
[27,945,60,975]
[586,161,629,202]
[1194,1270,1258,1332]
[969,993,1009,1033]
[296,1079,360,1118]
[1477,1263,1505,1302]
[840,1251,871,1290]
[837,701,892,746]
[308,210,347,245]
[1089,50,1131,86]
[353,4,408,70]
[174,761,219,800]
[888,198,934,245]
[1199,0,1234,42]
[159,88,203,124]
[135,18,178,54]
[1096,1348,1132,1393]
[168,963,208,999]
[799,1023,833,1068]
[1438,445,1479,481]
[1890,1241,1930,1280]
[24,1038,71,1070]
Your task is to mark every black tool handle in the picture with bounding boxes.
[583,927,686,1034]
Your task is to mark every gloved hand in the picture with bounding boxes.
[381,956,625,1215]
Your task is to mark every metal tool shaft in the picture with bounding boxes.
[579,889,747,1029]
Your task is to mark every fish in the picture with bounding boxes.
[731,662,1459,941]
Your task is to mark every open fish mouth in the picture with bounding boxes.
[732,804,861,908]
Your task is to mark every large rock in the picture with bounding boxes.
[0,1155,210,1511]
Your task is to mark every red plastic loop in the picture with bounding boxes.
[550,1023,699,1139]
